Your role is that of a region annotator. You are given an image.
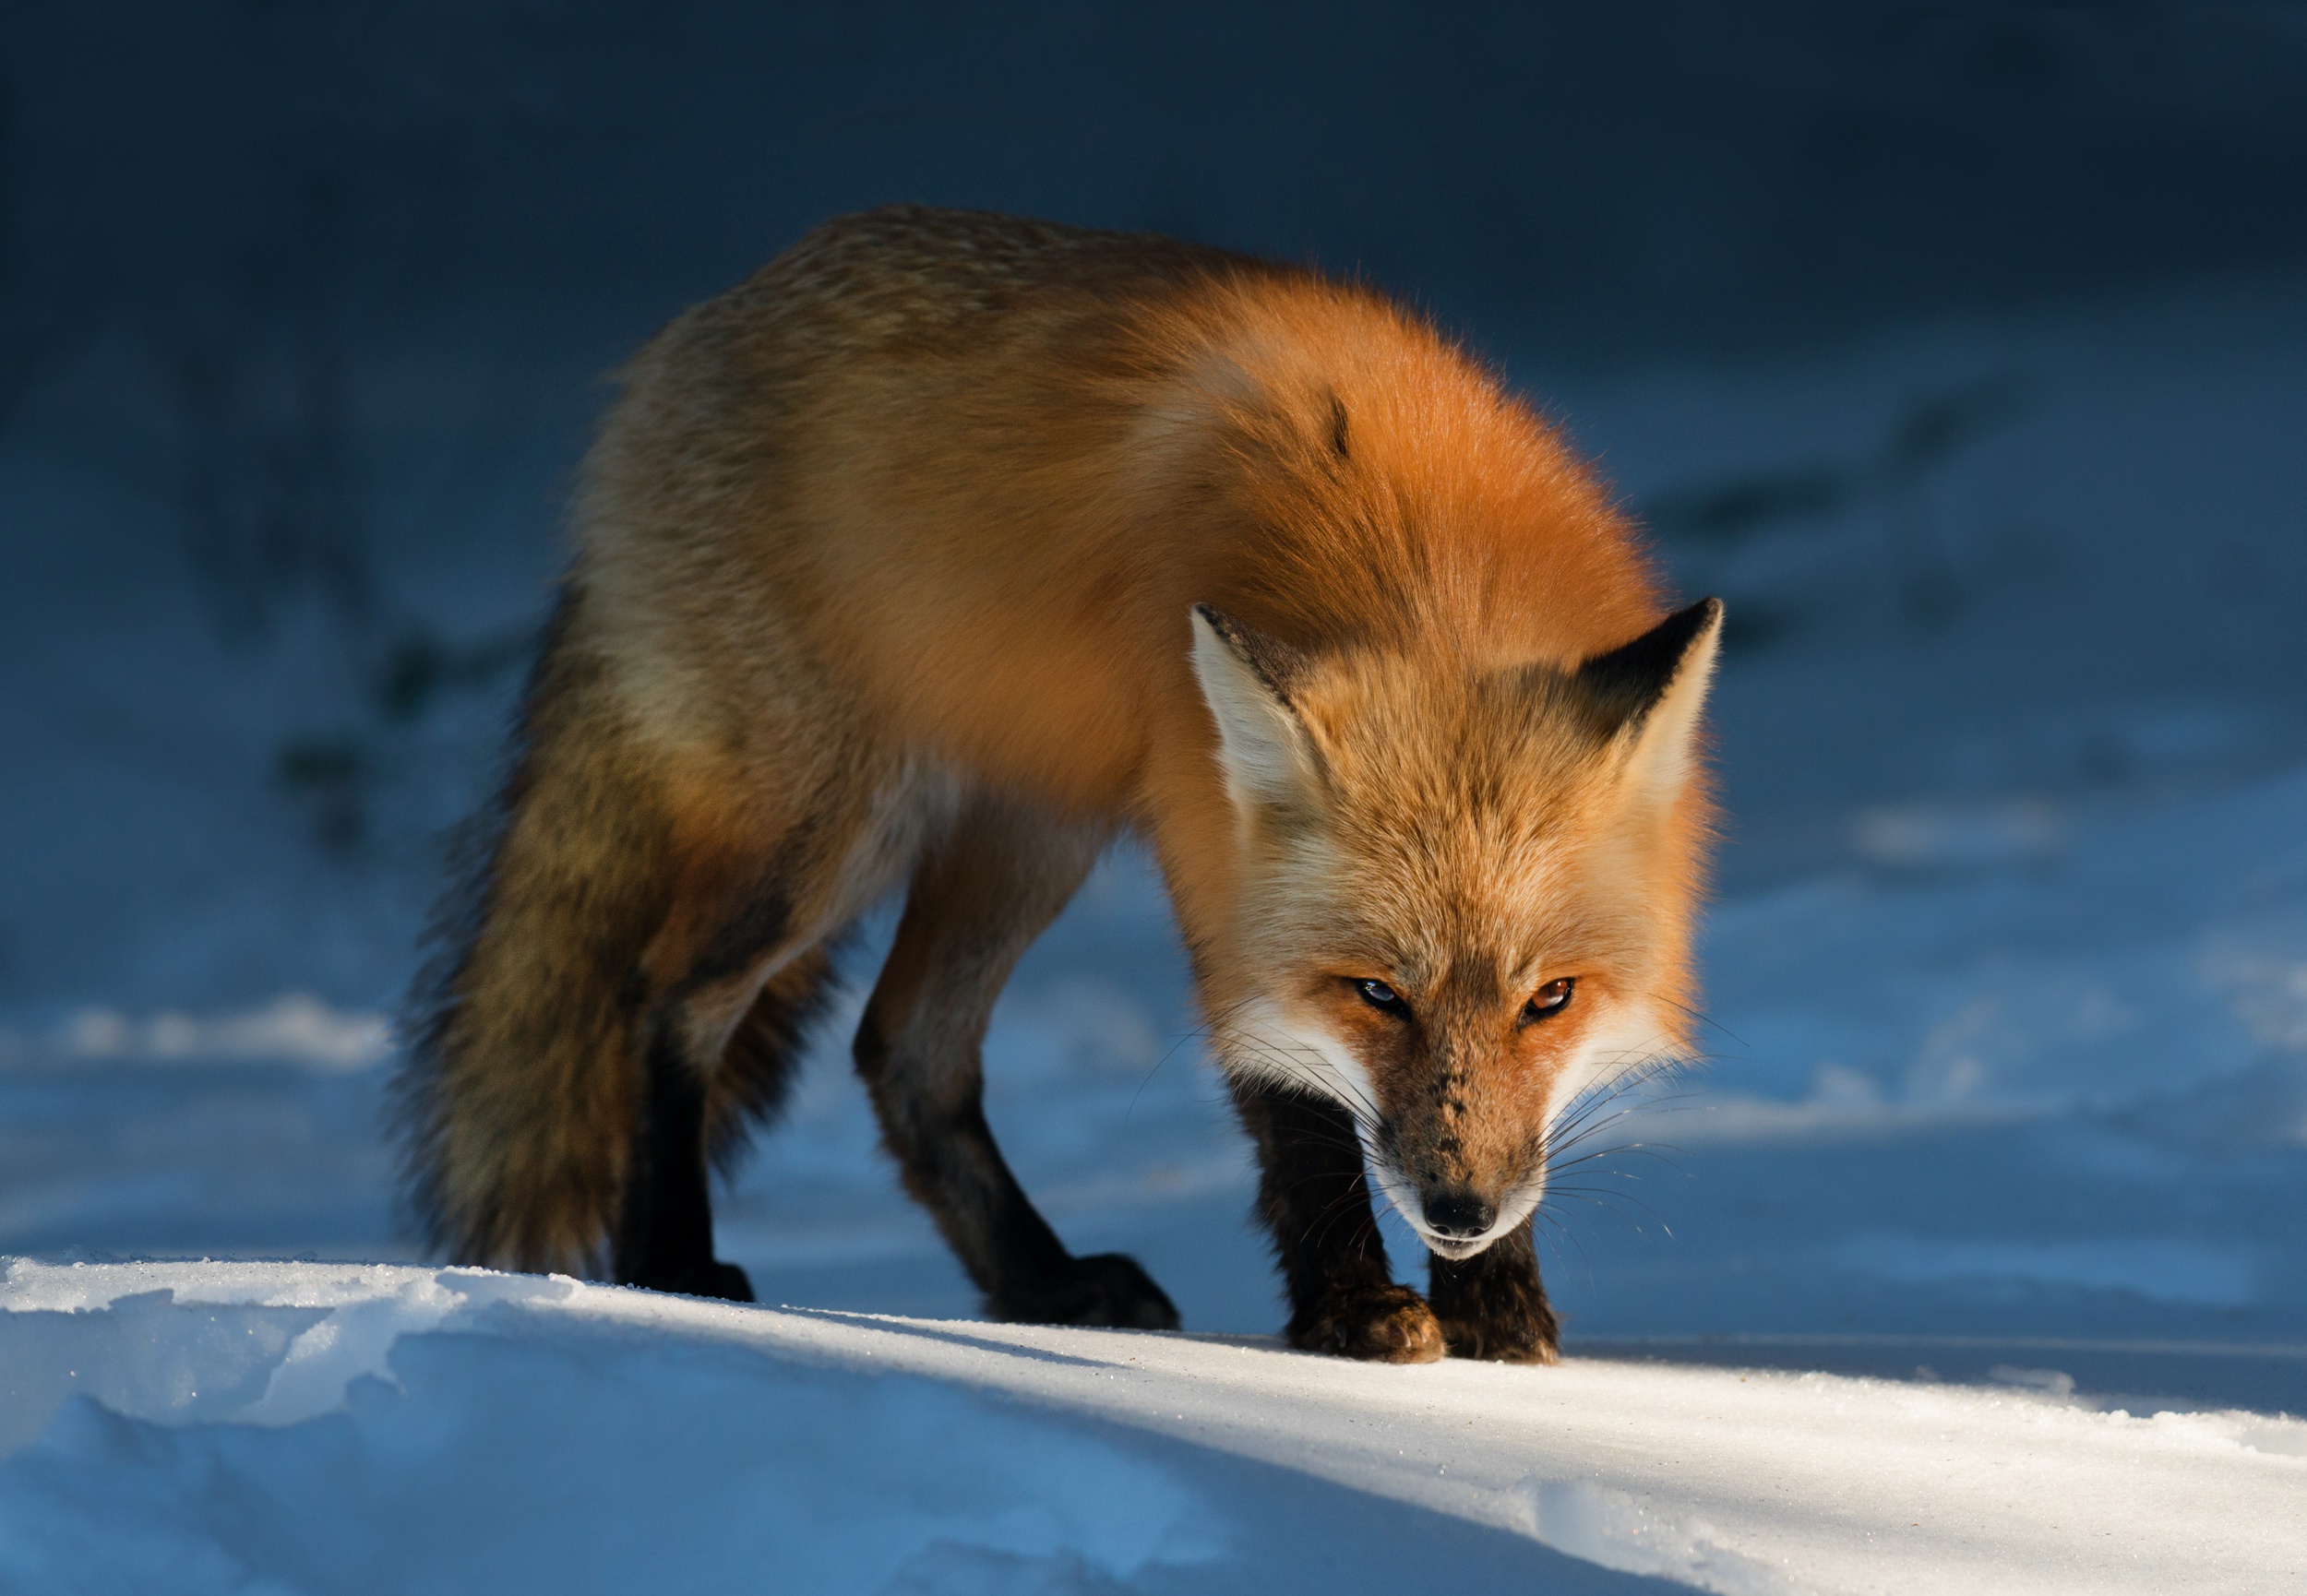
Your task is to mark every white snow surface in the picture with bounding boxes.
[4,1260,2301,1596]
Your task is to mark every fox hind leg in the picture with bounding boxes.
[623,945,841,1301]
[614,839,856,1303]
[616,1008,758,1302]
[853,797,1177,1329]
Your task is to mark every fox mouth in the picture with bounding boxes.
[1357,1137,1540,1261]
[1419,1231,1497,1262]
[1398,1199,1536,1261]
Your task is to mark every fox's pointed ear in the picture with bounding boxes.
[1189,604,1321,812]
[1577,598,1724,804]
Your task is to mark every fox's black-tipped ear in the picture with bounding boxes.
[1189,605,1321,813]
[1578,598,1723,806]
[1190,604,1313,700]
[1576,598,1725,734]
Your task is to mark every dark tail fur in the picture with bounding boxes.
[391,596,835,1276]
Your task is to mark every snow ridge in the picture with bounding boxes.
[3,1261,2300,1595]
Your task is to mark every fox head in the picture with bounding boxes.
[1189,598,1721,1259]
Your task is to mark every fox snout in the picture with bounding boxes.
[1420,1189,1495,1241]
[1363,1103,1547,1260]
[1392,1177,1528,1261]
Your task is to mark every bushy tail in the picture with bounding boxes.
[707,943,840,1174]
[393,603,680,1276]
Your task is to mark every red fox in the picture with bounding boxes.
[397,207,1719,1364]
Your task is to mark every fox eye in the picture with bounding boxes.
[1354,978,1410,1018]
[1522,978,1574,1023]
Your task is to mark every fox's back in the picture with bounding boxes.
[575,207,1660,813]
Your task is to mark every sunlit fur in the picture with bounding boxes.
[1196,624,1716,1257]
[397,205,1714,1283]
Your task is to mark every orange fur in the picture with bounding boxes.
[397,206,1717,1338]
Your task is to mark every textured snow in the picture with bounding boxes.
[2,1261,2300,1596]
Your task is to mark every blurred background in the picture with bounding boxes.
[3,2,2303,1406]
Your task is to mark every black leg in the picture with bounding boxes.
[1428,1221,1559,1363]
[1233,1082,1442,1363]
[854,1016,1177,1328]
[614,1020,754,1302]
[848,803,1175,1330]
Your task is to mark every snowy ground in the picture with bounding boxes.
[5,280,2306,1590]
[5,1262,2301,1596]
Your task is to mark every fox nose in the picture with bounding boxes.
[1422,1191,1495,1240]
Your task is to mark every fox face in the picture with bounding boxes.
[1191,600,1720,1260]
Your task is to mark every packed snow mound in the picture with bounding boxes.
[3,1260,2300,1596]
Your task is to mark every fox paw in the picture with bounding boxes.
[1428,1231,1559,1364]
[997,1253,1180,1331]
[1434,1305,1560,1364]
[1290,1282,1446,1364]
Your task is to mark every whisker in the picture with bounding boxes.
[1658,993,1749,1051]
[1213,1025,1386,1131]
[1529,1205,1597,1287]
[1541,1185,1674,1236]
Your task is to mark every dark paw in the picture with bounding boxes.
[1434,1304,1559,1364]
[995,1253,1180,1330]
[1288,1281,1445,1364]
[639,1259,756,1304]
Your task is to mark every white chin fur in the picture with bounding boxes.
[1217,997,1383,1126]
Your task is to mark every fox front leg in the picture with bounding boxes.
[1427,1224,1560,1364]
[1232,1082,1444,1363]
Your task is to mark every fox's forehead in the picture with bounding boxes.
[1250,643,1679,982]
[1316,696,1621,886]
[1309,797,1651,984]
[1303,651,1610,793]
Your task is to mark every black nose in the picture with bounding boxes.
[1422,1191,1495,1240]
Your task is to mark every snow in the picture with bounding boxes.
[0,995,393,1072]
[3,1261,2300,1596]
